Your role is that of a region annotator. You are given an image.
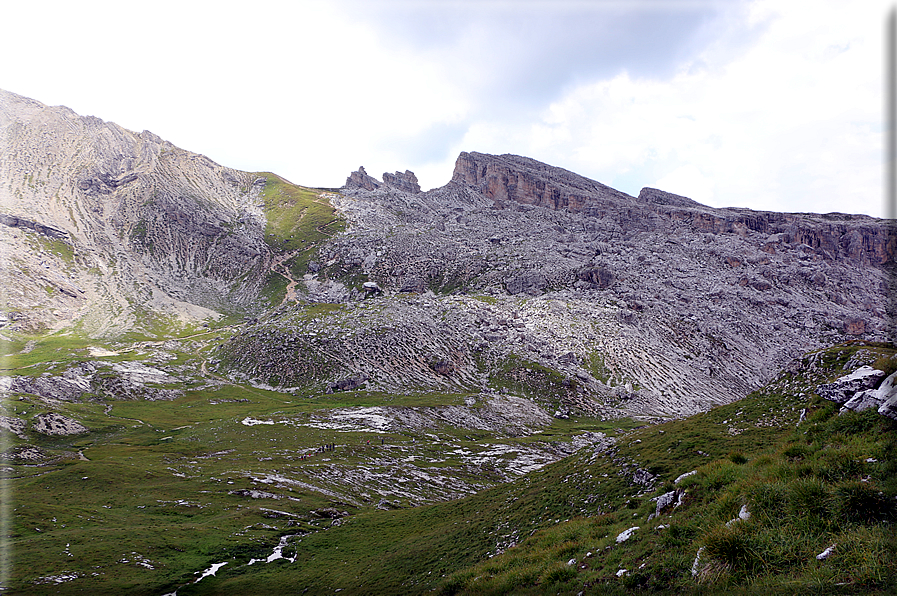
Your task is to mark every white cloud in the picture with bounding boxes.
[653,164,715,203]
[512,0,887,216]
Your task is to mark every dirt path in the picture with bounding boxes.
[270,250,302,307]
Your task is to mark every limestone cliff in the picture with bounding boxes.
[451,152,895,268]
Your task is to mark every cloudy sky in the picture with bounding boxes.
[1,0,890,216]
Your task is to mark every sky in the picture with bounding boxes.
[1,0,891,217]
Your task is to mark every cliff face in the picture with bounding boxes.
[452,151,634,211]
[451,151,895,268]
[0,89,271,334]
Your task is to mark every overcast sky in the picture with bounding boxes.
[1,0,891,217]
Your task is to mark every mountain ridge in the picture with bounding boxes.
[1,88,896,595]
[2,87,894,420]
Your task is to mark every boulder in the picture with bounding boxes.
[874,371,897,420]
[399,278,427,293]
[429,359,454,376]
[615,526,639,543]
[844,370,897,412]
[576,265,614,289]
[328,374,368,393]
[505,271,546,295]
[362,281,382,295]
[32,412,88,436]
[817,366,886,405]
[647,488,685,520]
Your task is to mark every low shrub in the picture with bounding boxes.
[728,451,748,464]
[747,480,788,521]
[702,460,742,490]
[787,477,832,519]
[702,524,759,572]
[538,561,577,585]
[833,481,896,524]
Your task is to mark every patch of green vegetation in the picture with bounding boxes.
[117,309,208,343]
[316,260,368,293]
[484,354,580,414]
[255,173,345,276]
[427,271,468,295]
[259,271,289,308]
[2,330,94,370]
[22,231,77,266]
[130,220,148,243]
[586,351,612,385]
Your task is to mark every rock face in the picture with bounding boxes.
[452,151,633,211]
[382,170,421,194]
[345,166,381,191]
[0,88,272,334]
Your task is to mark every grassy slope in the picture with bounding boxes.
[2,328,632,595]
[255,172,345,306]
[4,326,894,596]
[179,343,897,596]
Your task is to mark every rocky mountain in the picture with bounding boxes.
[2,88,894,421]
[0,88,273,336]
[224,153,895,419]
[2,89,896,595]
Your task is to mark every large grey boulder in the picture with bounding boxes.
[844,370,897,412]
[32,412,88,436]
[875,372,897,421]
[817,366,886,405]
[505,271,546,295]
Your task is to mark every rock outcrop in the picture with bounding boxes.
[817,366,887,405]
[345,166,381,191]
[32,412,88,436]
[817,367,897,420]
[382,170,421,194]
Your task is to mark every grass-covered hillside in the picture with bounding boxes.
[255,173,345,306]
[180,342,896,596]
[2,338,894,595]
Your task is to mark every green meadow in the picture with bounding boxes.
[2,329,895,595]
